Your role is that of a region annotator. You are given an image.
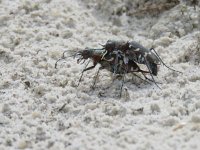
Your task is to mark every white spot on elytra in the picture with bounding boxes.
[135,48,140,51]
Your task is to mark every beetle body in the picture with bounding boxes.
[103,40,159,76]
[55,40,181,96]
[76,49,144,75]
[74,48,151,97]
[100,51,148,75]
[127,41,160,76]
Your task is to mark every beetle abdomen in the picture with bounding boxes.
[149,62,158,76]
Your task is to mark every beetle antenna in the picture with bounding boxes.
[150,48,182,74]
[62,51,68,58]
[55,51,76,69]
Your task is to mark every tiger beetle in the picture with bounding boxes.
[55,40,181,97]
[101,40,182,89]
[55,48,151,96]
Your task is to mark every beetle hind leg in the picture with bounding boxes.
[150,48,182,74]
[144,58,161,89]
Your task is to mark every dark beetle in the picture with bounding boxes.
[74,48,152,97]
[75,49,149,75]
[55,48,152,97]
[102,40,159,76]
[101,40,181,87]
[55,40,181,96]
[126,41,159,76]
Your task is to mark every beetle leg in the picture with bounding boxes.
[101,50,108,60]
[129,68,160,84]
[77,60,91,86]
[144,57,161,89]
[150,48,182,73]
[137,69,149,74]
[113,52,119,74]
[131,73,151,84]
[82,65,96,72]
[119,66,127,98]
[80,59,86,64]
[141,72,162,84]
[127,62,156,84]
[91,66,102,89]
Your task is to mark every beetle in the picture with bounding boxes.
[55,48,153,97]
[101,40,181,87]
[74,48,151,85]
[55,40,181,97]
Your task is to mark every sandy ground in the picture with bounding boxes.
[0,0,200,149]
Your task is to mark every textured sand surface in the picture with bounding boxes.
[0,0,200,149]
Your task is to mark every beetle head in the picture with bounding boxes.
[76,50,93,63]
[104,40,116,51]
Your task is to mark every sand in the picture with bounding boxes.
[0,0,200,149]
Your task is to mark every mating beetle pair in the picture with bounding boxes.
[56,40,180,97]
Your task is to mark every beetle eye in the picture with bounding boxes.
[105,42,115,51]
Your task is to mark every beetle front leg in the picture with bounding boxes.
[77,61,97,87]
[91,66,103,90]
[83,65,96,72]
